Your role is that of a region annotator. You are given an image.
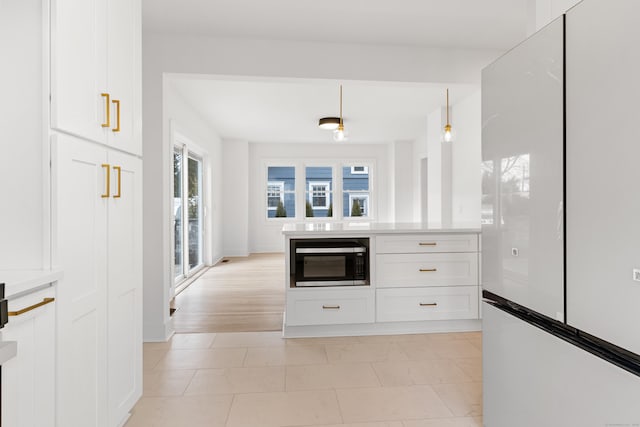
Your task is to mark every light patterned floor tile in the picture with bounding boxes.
[168,332,217,349]
[184,366,285,395]
[302,422,404,427]
[286,363,380,391]
[432,382,483,417]
[325,342,409,364]
[244,344,328,366]
[212,331,285,348]
[372,359,472,386]
[142,369,196,397]
[402,416,482,427]
[143,348,169,372]
[124,394,233,427]
[226,390,342,427]
[453,358,482,382]
[154,348,247,370]
[336,386,452,423]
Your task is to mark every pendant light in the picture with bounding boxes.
[333,84,348,141]
[442,88,455,143]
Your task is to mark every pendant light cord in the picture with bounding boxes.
[446,88,450,125]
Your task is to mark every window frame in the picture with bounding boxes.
[350,166,369,175]
[307,181,331,209]
[348,194,369,217]
[266,181,285,211]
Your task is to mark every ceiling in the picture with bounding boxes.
[146,1,529,144]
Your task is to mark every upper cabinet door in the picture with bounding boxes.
[481,17,565,321]
[566,0,640,356]
[51,0,108,145]
[107,0,142,155]
[51,0,142,156]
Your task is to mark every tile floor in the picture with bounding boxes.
[126,331,482,427]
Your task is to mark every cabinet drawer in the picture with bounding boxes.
[376,253,478,287]
[377,286,479,322]
[376,233,478,254]
[286,289,374,326]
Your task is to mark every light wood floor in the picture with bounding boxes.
[172,253,286,333]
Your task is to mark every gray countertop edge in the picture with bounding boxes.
[282,222,481,236]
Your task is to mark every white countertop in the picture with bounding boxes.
[0,269,63,298]
[282,222,481,236]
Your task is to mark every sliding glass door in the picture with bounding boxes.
[173,144,204,285]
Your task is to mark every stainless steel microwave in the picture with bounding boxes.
[290,238,369,287]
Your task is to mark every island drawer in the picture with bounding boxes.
[376,253,478,287]
[285,288,375,326]
[376,233,478,254]
[376,286,479,322]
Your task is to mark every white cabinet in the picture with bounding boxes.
[51,0,141,155]
[376,253,478,288]
[54,135,142,427]
[376,233,480,323]
[377,286,479,322]
[286,288,375,326]
[1,286,56,427]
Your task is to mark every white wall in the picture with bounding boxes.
[426,108,443,225]
[528,0,583,35]
[142,32,502,340]
[452,90,482,225]
[222,139,249,256]
[248,142,391,253]
[392,141,414,222]
[0,0,47,270]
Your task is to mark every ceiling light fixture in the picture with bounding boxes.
[318,117,340,130]
[333,84,348,142]
[442,88,455,143]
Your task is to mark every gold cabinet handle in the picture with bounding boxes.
[101,163,110,198]
[419,242,437,246]
[101,93,110,128]
[9,298,55,317]
[419,302,437,307]
[419,268,437,272]
[113,166,121,198]
[112,99,121,132]
[322,305,340,310]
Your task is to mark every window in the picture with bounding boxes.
[308,182,330,209]
[173,142,205,286]
[343,165,370,218]
[267,166,295,218]
[267,182,284,210]
[351,166,369,174]
[305,167,333,218]
[349,194,369,217]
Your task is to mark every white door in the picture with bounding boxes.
[106,0,141,155]
[54,135,108,427]
[481,17,565,321]
[51,0,108,144]
[565,0,640,355]
[107,150,142,426]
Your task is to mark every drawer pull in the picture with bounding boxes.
[8,298,55,317]
[419,302,438,307]
[322,305,340,310]
[419,268,437,272]
[419,242,437,246]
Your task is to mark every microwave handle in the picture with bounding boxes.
[296,247,366,254]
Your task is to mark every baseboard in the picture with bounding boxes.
[283,319,482,338]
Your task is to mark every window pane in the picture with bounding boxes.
[173,149,183,278]
[306,167,333,218]
[267,166,295,218]
[343,166,369,217]
[188,156,202,269]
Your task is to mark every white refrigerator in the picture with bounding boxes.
[481,1,640,425]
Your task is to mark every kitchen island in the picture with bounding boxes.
[282,223,481,338]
